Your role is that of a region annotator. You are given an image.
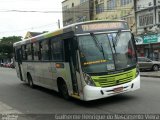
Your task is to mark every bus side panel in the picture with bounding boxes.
[15,61,26,82]
[37,62,54,89]
[21,62,27,82]
[51,62,73,95]
[23,61,53,89]
[23,62,35,83]
[27,62,40,85]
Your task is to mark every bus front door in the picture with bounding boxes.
[65,38,81,97]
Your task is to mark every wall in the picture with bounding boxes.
[136,0,154,11]
[93,0,135,33]
[62,0,91,26]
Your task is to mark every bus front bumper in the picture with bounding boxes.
[83,75,140,101]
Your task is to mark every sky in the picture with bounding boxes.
[0,0,64,38]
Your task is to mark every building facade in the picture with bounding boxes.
[93,0,135,32]
[62,0,94,26]
[62,0,136,33]
[134,0,160,61]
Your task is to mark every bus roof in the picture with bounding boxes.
[13,20,128,47]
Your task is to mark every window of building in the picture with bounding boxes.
[51,39,64,61]
[107,0,116,10]
[139,13,154,27]
[96,3,104,14]
[80,0,88,4]
[63,5,69,11]
[121,0,132,6]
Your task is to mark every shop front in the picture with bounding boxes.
[135,34,160,61]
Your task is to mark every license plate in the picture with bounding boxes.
[113,87,123,93]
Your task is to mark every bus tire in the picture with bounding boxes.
[27,73,34,88]
[57,79,69,100]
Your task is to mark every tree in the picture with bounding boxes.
[0,36,22,61]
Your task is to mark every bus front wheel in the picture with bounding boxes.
[57,79,69,100]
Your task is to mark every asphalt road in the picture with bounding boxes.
[0,67,160,115]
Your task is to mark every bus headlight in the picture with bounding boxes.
[83,73,95,86]
[136,64,140,77]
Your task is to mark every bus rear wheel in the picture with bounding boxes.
[27,73,34,88]
[57,80,69,100]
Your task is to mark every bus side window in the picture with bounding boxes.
[33,42,39,61]
[15,48,22,63]
[22,45,27,60]
[41,40,49,60]
[31,43,34,60]
[39,42,42,60]
[51,39,64,61]
[14,48,17,62]
[26,44,32,61]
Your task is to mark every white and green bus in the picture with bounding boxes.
[14,20,140,101]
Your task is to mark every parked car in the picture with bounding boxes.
[1,63,7,67]
[0,63,3,67]
[138,57,160,71]
[0,62,15,68]
[8,62,15,68]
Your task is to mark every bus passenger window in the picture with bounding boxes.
[33,42,39,61]
[31,43,34,60]
[41,40,49,60]
[26,44,32,60]
[51,40,64,61]
[22,45,27,60]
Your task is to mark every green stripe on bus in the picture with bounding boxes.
[91,68,136,87]
[44,30,63,38]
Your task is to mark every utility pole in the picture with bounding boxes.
[58,19,60,29]
[134,0,138,35]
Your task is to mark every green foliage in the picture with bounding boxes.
[0,36,22,59]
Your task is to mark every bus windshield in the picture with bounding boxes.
[78,31,137,74]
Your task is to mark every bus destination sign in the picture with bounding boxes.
[76,22,128,33]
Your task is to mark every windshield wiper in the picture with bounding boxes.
[110,35,117,55]
[90,33,106,59]
[115,30,121,46]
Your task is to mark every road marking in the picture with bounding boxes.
[0,101,21,114]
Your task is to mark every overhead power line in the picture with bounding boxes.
[0,7,135,13]
[0,10,61,13]
[0,23,58,34]
[0,5,153,13]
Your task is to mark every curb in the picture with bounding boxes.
[140,75,160,78]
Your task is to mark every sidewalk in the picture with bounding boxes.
[140,70,160,78]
